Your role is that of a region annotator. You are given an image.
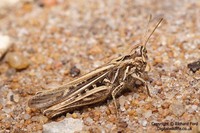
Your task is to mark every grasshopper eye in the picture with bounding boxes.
[134,46,142,56]
[140,46,147,55]
[140,46,148,62]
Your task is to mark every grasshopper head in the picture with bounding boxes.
[130,45,148,72]
[130,18,163,71]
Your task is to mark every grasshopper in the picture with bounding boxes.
[28,18,163,118]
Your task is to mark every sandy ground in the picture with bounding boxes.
[0,0,199,132]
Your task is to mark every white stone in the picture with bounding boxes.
[138,119,147,127]
[188,105,198,113]
[0,35,12,59]
[144,110,152,119]
[85,117,94,125]
[43,118,83,133]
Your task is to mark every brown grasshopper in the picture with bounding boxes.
[28,18,163,118]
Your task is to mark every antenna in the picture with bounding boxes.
[130,16,163,54]
[142,15,152,47]
[143,18,163,48]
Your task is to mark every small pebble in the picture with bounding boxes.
[143,110,152,119]
[128,110,136,116]
[165,116,173,121]
[31,115,48,124]
[81,112,89,119]
[5,52,29,70]
[13,94,20,103]
[108,115,116,123]
[161,102,170,109]
[5,68,16,77]
[84,117,94,125]
[0,35,12,59]
[187,59,200,73]
[25,107,32,114]
[70,66,80,77]
[138,119,147,127]
[43,118,83,133]
[105,108,111,115]
[188,105,198,113]
[93,110,101,121]
[27,123,43,132]
[105,123,115,130]
[169,102,185,117]
[72,113,78,119]
[118,120,128,128]
[124,102,129,110]
[23,114,31,120]
[41,82,61,90]
[131,100,139,107]
[158,108,169,117]
[119,96,126,111]
[0,114,6,121]
[88,45,103,55]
